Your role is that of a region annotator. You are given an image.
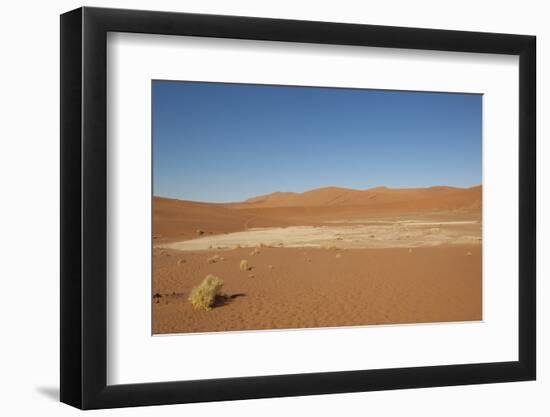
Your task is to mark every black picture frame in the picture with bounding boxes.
[60,6,536,410]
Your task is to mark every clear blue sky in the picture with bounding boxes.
[153,81,482,203]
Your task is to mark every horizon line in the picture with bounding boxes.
[153,183,482,205]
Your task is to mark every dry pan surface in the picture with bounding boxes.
[158,220,481,251]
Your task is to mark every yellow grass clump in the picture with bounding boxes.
[188,275,225,311]
[240,259,250,271]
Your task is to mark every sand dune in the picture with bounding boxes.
[232,185,481,210]
[153,185,482,334]
[155,185,482,242]
[153,197,292,243]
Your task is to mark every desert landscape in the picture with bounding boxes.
[152,185,482,334]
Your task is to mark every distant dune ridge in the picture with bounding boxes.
[235,185,482,209]
[153,185,481,243]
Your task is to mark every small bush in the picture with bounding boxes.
[240,259,250,271]
[188,275,225,311]
[207,255,221,264]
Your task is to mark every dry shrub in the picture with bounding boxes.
[240,259,250,271]
[177,259,186,265]
[207,255,221,264]
[188,275,225,311]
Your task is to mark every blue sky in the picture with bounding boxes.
[153,81,482,203]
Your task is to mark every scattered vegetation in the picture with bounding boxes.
[177,259,186,265]
[240,259,250,271]
[188,274,225,311]
[196,229,204,235]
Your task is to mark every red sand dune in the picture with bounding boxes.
[233,185,481,210]
[154,185,481,242]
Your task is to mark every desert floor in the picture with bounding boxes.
[153,189,482,334]
[153,243,481,334]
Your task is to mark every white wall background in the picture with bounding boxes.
[0,0,545,415]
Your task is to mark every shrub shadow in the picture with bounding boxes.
[213,293,246,308]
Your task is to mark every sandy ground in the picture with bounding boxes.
[153,186,482,334]
[153,245,481,334]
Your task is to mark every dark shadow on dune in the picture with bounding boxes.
[213,293,246,308]
[36,386,59,401]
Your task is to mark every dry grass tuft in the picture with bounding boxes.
[240,259,250,271]
[207,255,222,264]
[177,259,186,265]
[196,229,204,235]
[335,253,342,259]
[188,274,225,311]
[250,248,261,256]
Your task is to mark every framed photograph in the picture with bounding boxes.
[60,6,536,409]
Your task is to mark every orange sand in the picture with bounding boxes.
[152,185,482,334]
